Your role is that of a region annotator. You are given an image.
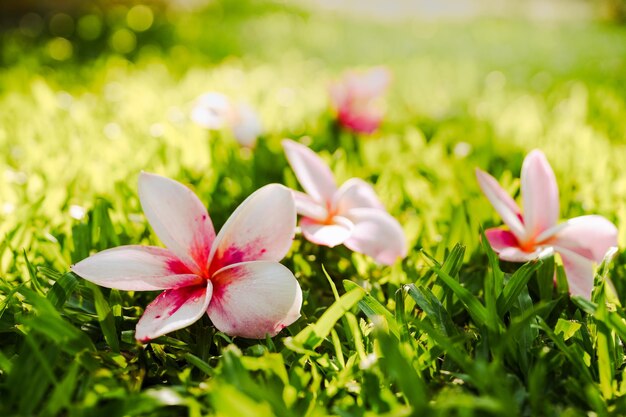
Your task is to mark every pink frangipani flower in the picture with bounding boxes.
[282,139,407,265]
[72,173,302,341]
[329,67,391,134]
[476,150,617,299]
[191,92,263,147]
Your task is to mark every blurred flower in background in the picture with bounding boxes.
[230,103,263,148]
[330,66,391,134]
[191,92,234,130]
[191,92,263,147]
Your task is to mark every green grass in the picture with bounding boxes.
[3,1,626,415]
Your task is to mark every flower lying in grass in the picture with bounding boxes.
[191,92,232,130]
[329,66,391,134]
[476,149,617,299]
[191,92,262,147]
[72,173,302,341]
[282,139,406,265]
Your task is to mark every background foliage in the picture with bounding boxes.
[2,1,626,415]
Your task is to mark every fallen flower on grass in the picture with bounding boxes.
[190,92,232,130]
[476,149,617,299]
[329,66,391,134]
[282,139,406,265]
[72,173,301,341]
[191,92,262,147]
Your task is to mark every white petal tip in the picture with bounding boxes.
[537,247,555,260]
[603,246,619,263]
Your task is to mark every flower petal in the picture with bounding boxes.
[550,215,618,262]
[485,228,544,262]
[521,150,560,238]
[71,245,202,291]
[300,216,353,247]
[333,178,384,214]
[191,92,233,130]
[135,281,212,342]
[331,67,391,105]
[208,261,302,339]
[475,168,526,240]
[557,247,595,300]
[282,139,337,203]
[337,112,382,135]
[208,184,296,274]
[138,172,215,274]
[231,103,262,148]
[485,228,519,252]
[292,190,328,221]
[353,66,391,99]
[342,208,406,265]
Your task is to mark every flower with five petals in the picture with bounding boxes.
[476,150,618,299]
[72,173,302,341]
[191,92,262,148]
[329,67,391,134]
[282,139,406,265]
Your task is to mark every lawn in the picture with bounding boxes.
[2,1,626,416]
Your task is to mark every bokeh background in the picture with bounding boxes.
[2,0,626,251]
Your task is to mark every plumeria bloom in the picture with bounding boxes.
[191,92,263,147]
[329,66,391,134]
[72,173,302,341]
[282,139,406,265]
[230,103,263,148]
[191,92,233,130]
[476,150,617,299]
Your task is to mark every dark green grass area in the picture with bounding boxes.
[2,1,626,416]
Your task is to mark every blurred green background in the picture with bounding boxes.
[3,1,626,416]
[2,0,626,255]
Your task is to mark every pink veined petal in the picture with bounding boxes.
[282,139,337,203]
[485,228,545,262]
[484,228,519,252]
[71,245,202,291]
[208,184,296,275]
[475,168,526,241]
[557,247,595,300]
[333,178,385,214]
[207,261,302,339]
[138,172,215,274]
[300,216,354,247]
[342,208,407,265]
[292,190,328,221]
[520,150,560,239]
[135,281,213,342]
[550,215,618,263]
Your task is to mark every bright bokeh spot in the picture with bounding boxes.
[126,5,154,32]
[47,37,73,60]
[109,28,137,53]
[77,14,103,40]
